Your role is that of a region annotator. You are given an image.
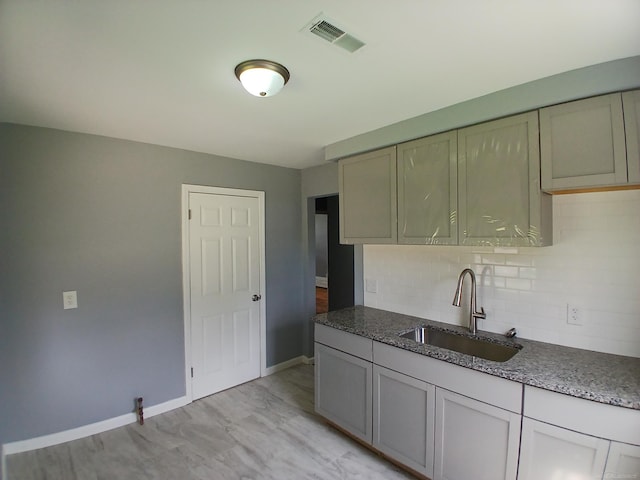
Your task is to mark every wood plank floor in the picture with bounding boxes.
[7,364,414,480]
[316,287,328,314]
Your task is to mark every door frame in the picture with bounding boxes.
[181,184,266,402]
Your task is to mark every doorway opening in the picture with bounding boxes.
[314,195,354,313]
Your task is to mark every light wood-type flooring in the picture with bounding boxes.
[7,364,414,480]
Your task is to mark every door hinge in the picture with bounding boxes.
[188,209,192,220]
[191,367,194,378]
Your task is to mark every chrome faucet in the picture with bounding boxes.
[452,268,486,335]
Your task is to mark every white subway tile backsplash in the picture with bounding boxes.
[363,190,640,357]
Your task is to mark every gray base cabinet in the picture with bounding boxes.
[315,325,640,480]
[518,418,609,480]
[373,365,435,477]
[434,388,520,480]
[540,93,627,191]
[520,385,640,480]
[315,343,372,443]
[605,442,640,477]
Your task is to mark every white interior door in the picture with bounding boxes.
[188,191,262,400]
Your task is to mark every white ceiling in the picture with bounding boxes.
[1,1,639,169]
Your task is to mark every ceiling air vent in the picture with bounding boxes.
[304,15,365,53]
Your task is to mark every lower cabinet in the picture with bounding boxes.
[518,417,609,480]
[520,385,640,480]
[373,365,436,477]
[605,441,640,477]
[315,326,640,480]
[434,388,521,480]
[314,342,372,443]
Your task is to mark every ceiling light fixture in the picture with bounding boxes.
[235,60,290,97]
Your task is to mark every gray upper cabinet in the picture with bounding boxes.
[623,90,640,184]
[540,93,627,191]
[458,112,551,246]
[397,131,458,245]
[339,146,397,244]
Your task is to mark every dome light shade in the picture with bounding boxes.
[235,60,290,97]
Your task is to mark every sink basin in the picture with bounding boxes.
[399,326,520,362]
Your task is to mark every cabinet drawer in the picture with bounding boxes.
[373,341,521,413]
[523,385,640,445]
[315,323,372,361]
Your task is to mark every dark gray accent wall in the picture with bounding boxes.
[314,214,328,279]
[0,124,303,444]
[326,196,354,311]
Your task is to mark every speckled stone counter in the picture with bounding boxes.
[314,305,640,410]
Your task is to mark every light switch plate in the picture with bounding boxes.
[63,291,78,309]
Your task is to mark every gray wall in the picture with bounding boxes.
[326,55,640,160]
[0,124,303,444]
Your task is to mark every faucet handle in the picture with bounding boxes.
[474,306,486,319]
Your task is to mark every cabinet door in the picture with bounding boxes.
[314,343,373,443]
[434,388,520,480]
[623,90,640,184]
[540,93,627,191]
[518,417,609,480]
[373,365,436,477]
[397,131,458,245]
[458,111,550,246]
[604,441,640,478]
[338,146,397,244]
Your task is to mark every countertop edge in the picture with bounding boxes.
[314,307,640,411]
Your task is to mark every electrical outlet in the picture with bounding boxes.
[63,291,78,309]
[567,303,581,325]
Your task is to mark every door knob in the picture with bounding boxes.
[252,294,262,301]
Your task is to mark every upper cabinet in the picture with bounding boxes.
[338,112,552,246]
[397,131,458,245]
[540,93,628,191]
[623,90,640,184]
[339,146,397,244]
[458,112,551,246]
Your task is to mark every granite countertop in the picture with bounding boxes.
[314,306,640,410]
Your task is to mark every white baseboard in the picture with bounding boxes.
[2,396,188,458]
[315,276,328,288]
[263,355,314,376]
[1,444,6,480]
[1,356,317,472]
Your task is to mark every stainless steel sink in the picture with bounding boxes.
[399,326,520,362]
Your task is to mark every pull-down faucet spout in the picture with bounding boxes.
[453,268,486,335]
